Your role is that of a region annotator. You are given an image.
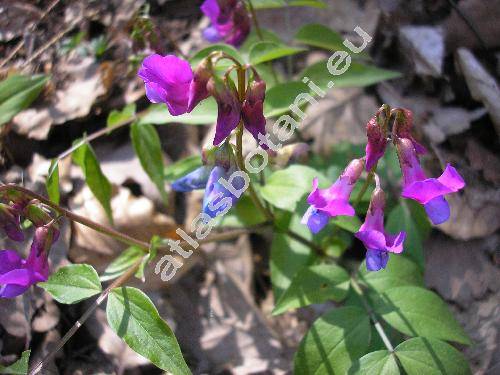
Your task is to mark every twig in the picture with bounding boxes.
[21,10,97,69]
[447,0,488,51]
[0,0,61,68]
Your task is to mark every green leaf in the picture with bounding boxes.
[249,41,305,65]
[332,215,362,233]
[218,195,267,227]
[386,201,430,269]
[263,81,309,118]
[240,29,283,54]
[139,98,217,126]
[72,142,113,223]
[46,159,60,204]
[295,23,348,52]
[107,103,136,127]
[260,165,327,211]
[164,155,202,182]
[373,286,471,345]
[395,337,471,375]
[100,246,145,282]
[252,0,327,9]
[358,255,424,293]
[39,264,102,304]
[130,122,168,204]
[107,287,190,374]
[271,213,316,300]
[0,350,30,374]
[294,306,371,374]
[273,263,350,315]
[0,74,49,126]
[300,60,401,91]
[190,44,244,67]
[349,350,400,375]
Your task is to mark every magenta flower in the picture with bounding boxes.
[0,226,58,298]
[355,186,405,271]
[188,59,212,112]
[365,114,387,171]
[201,0,251,47]
[396,138,465,225]
[242,73,267,146]
[207,76,242,145]
[138,54,194,116]
[302,158,365,234]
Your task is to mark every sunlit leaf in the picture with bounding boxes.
[249,41,305,65]
[107,287,190,374]
[46,159,60,204]
[139,98,217,126]
[39,264,102,304]
[0,350,31,374]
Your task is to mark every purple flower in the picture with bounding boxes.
[207,76,242,145]
[0,203,24,242]
[302,158,365,234]
[171,166,212,192]
[242,73,267,147]
[138,54,193,116]
[203,166,244,218]
[396,138,465,225]
[355,186,405,271]
[365,114,387,171]
[201,0,251,47]
[0,226,58,299]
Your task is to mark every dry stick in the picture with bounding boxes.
[21,10,98,69]
[0,0,62,69]
[447,0,488,52]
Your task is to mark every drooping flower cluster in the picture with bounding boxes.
[201,0,251,47]
[138,55,267,147]
[0,195,59,298]
[302,106,465,271]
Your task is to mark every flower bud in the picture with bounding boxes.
[23,203,54,228]
[392,108,426,154]
[0,203,24,242]
[365,114,387,171]
[188,58,213,112]
[207,75,241,145]
[202,142,233,170]
[242,74,267,146]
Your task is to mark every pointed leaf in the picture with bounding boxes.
[46,159,60,204]
[106,287,190,374]
[100,246,145,282]
[72,142,113,223]
[131,122,168,204]
[139,98,217,126]
[295,23,348,52]
[263,81,309,118]
[249,41,305,65]
[39,264,102,304]
[0,74,49,126]
[107,103,136,128]
[300,60,401,91]
[164,155,202,182]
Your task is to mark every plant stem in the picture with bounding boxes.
[0,184,151,250]
[350,277,394,352]
[247,0,264,40]
[354,168,375,208]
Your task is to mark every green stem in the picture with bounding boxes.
[354,168,375,208]
[350,277,394,352]
[286,229,325,256]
